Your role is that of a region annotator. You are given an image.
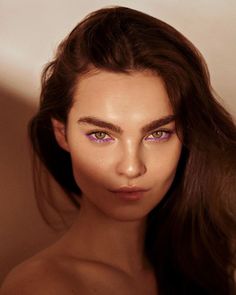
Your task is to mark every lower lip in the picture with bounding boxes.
[111,191,147,201]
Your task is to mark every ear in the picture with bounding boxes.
[51,118,70,152]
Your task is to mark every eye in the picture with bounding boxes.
[145,130,173,142]
[86,129,174,144]
[86,131,113,143]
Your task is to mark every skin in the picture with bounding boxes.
[52,70,182,273]
[0,70,182,294]
[62,72,180,213]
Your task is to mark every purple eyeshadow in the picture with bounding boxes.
[86,130,173,144]
[86,134,112,143]
[145,131,172,141]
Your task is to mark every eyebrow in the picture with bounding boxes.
[77,114,175,134]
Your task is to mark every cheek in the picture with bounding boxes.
[69,149,111,189]
[152,142,182,183]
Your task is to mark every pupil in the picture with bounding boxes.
[153,131,162,138]
[96,132,105,139]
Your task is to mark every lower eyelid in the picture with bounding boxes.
[86,133,113,142]
[145,131,172,141]
[86,130,173,143]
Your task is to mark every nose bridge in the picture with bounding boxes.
[116,138,146,178]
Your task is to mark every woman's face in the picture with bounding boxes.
[54,70,182,221]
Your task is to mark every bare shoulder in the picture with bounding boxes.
[0,256,79,295]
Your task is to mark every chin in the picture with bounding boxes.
[99,205,154,223]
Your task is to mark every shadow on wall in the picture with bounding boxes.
[0,87,65,284]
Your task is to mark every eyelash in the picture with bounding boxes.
[86,129,174,143]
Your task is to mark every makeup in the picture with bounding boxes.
[109,187,150,201]
[85,129,175,143]
[111,191,147,201]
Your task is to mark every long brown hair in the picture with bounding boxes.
[28,6,236,294]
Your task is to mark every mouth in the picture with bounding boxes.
[109,187,150,201]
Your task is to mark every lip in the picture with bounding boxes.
[110,186,149,193]
[109,186,150,201]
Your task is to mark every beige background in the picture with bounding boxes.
[0,0,235,285]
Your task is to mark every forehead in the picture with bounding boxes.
[71,70,173,123]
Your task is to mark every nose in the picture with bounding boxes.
[115,142,146,179]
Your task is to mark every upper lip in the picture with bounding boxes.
[110,186,149,193]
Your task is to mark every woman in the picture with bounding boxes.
[1,6,235,295]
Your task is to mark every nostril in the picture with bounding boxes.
[116,157,146,178]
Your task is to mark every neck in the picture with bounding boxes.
[58,195,150,276]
